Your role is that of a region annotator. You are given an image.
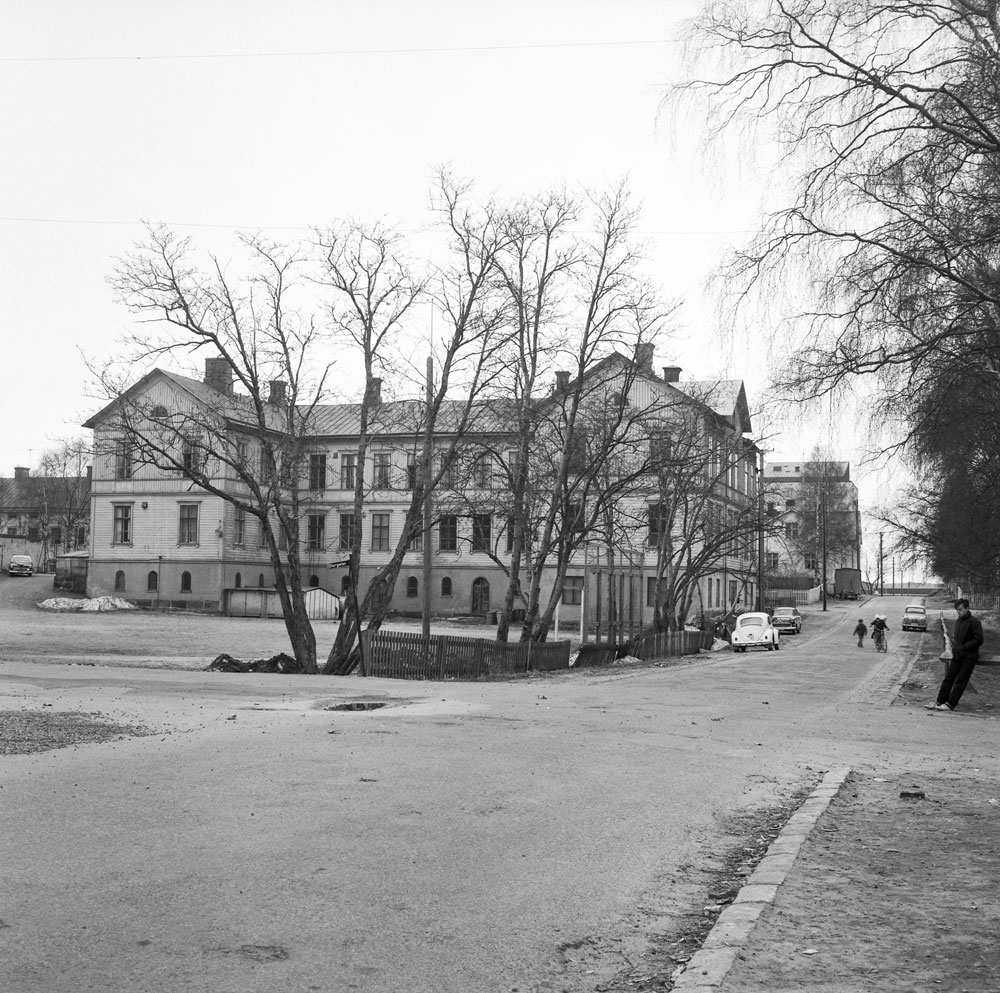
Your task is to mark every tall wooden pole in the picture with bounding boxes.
[422,356,433,641]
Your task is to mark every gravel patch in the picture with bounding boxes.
[0,710,152,755]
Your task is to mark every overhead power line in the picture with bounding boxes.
[1,38,669,64]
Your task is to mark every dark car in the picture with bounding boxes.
[771,607,803,634]
[7,555,33,577]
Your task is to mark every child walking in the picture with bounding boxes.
[853,618,867,648]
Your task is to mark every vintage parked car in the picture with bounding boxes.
[731,612,781,652]
[901,604,928,632]
[7,555,33,577]
[771,607,803,634]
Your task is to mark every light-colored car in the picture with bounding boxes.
[731,612,780,652]
[8,555,33,577]
[902,604,927,632]
[771,607,803,634]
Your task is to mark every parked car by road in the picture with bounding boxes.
[731,612,781,652]
[771,607,803,634]
[901,604,928,632]
[7,555,33,577]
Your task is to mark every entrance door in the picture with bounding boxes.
[471,577,490,613]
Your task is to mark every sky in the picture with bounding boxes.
[1,1,898,529]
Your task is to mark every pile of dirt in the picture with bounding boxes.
[206,652,303,674]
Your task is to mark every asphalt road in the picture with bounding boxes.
[2,587,995,993]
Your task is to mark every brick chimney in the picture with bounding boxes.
[634,342,654,371]
[663,365,682,383]
[204,357,234,395]
[268,380,287,405]
[14,466,29,480]
[555,371,570,393]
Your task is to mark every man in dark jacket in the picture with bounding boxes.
[926,599,984,712]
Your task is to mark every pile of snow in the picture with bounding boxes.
[38,596,138,612]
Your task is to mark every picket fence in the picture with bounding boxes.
[626,629,714,660]
[363,630,571,680]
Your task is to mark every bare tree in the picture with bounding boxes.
[34,438,93,560]
[465,185,683,642]
[676,0,1000,433]
[104,227,333,672]
[320,172,512,673]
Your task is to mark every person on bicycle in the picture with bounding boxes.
[871,614,889,651]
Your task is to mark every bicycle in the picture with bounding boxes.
[873,628,887,653]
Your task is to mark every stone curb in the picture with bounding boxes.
[671,766,852,990]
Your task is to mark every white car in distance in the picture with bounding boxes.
[731,612,781,653]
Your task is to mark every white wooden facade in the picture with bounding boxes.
[84,355,760,624]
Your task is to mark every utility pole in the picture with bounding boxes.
[879,532,885,596]
[756,447,765,612]
[421,356,434,642]
[821,488,828,612]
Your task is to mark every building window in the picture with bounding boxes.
[373,452,392,489]
[472,453,492,488]
[472,514,491,552]
[258,573,265,588]
[112,504,132,545]
[406,576,418,597]
[114,570,126,592]
[728,580,738,605]
[340,453,357,489]
[235,572,242,588]
[406,516,423,552]
[28,527,39,541]
[114,439,133,480]
[438,452,457,489]
[309,453,327,490]
[441,576,453,597]
[181,571,192,593]
[50,526,62,546]
[784,522,800,540]
[75,526,87,548]
[339,514,356,551]
[234,505,246,546]
[309,574,319,587]
[179,504,199,545]
[650,429,672,465]
[766,552,779,570]
[371,512,390,551]
[147,570,158,592]
[805,553,818,571]
[647,504,667,547]
[563,576,584,605]
[406,453,418,490]
[647,576,658,607]
[505,517,516,553]
[439,515,457,552]
[182,439,200,474]
[307,514,326,550]
[565,501,584,533]
[258,519,268,548]
[341,575,350,595]
[786,499,796,509]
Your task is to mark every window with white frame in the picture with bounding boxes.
[371,512,390,551]
[178,504,199,545]
[309,453,327,490]
[340,453,357,489]
[112,504,132,544]
[373,452,392,489]
[307,513,326,550]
